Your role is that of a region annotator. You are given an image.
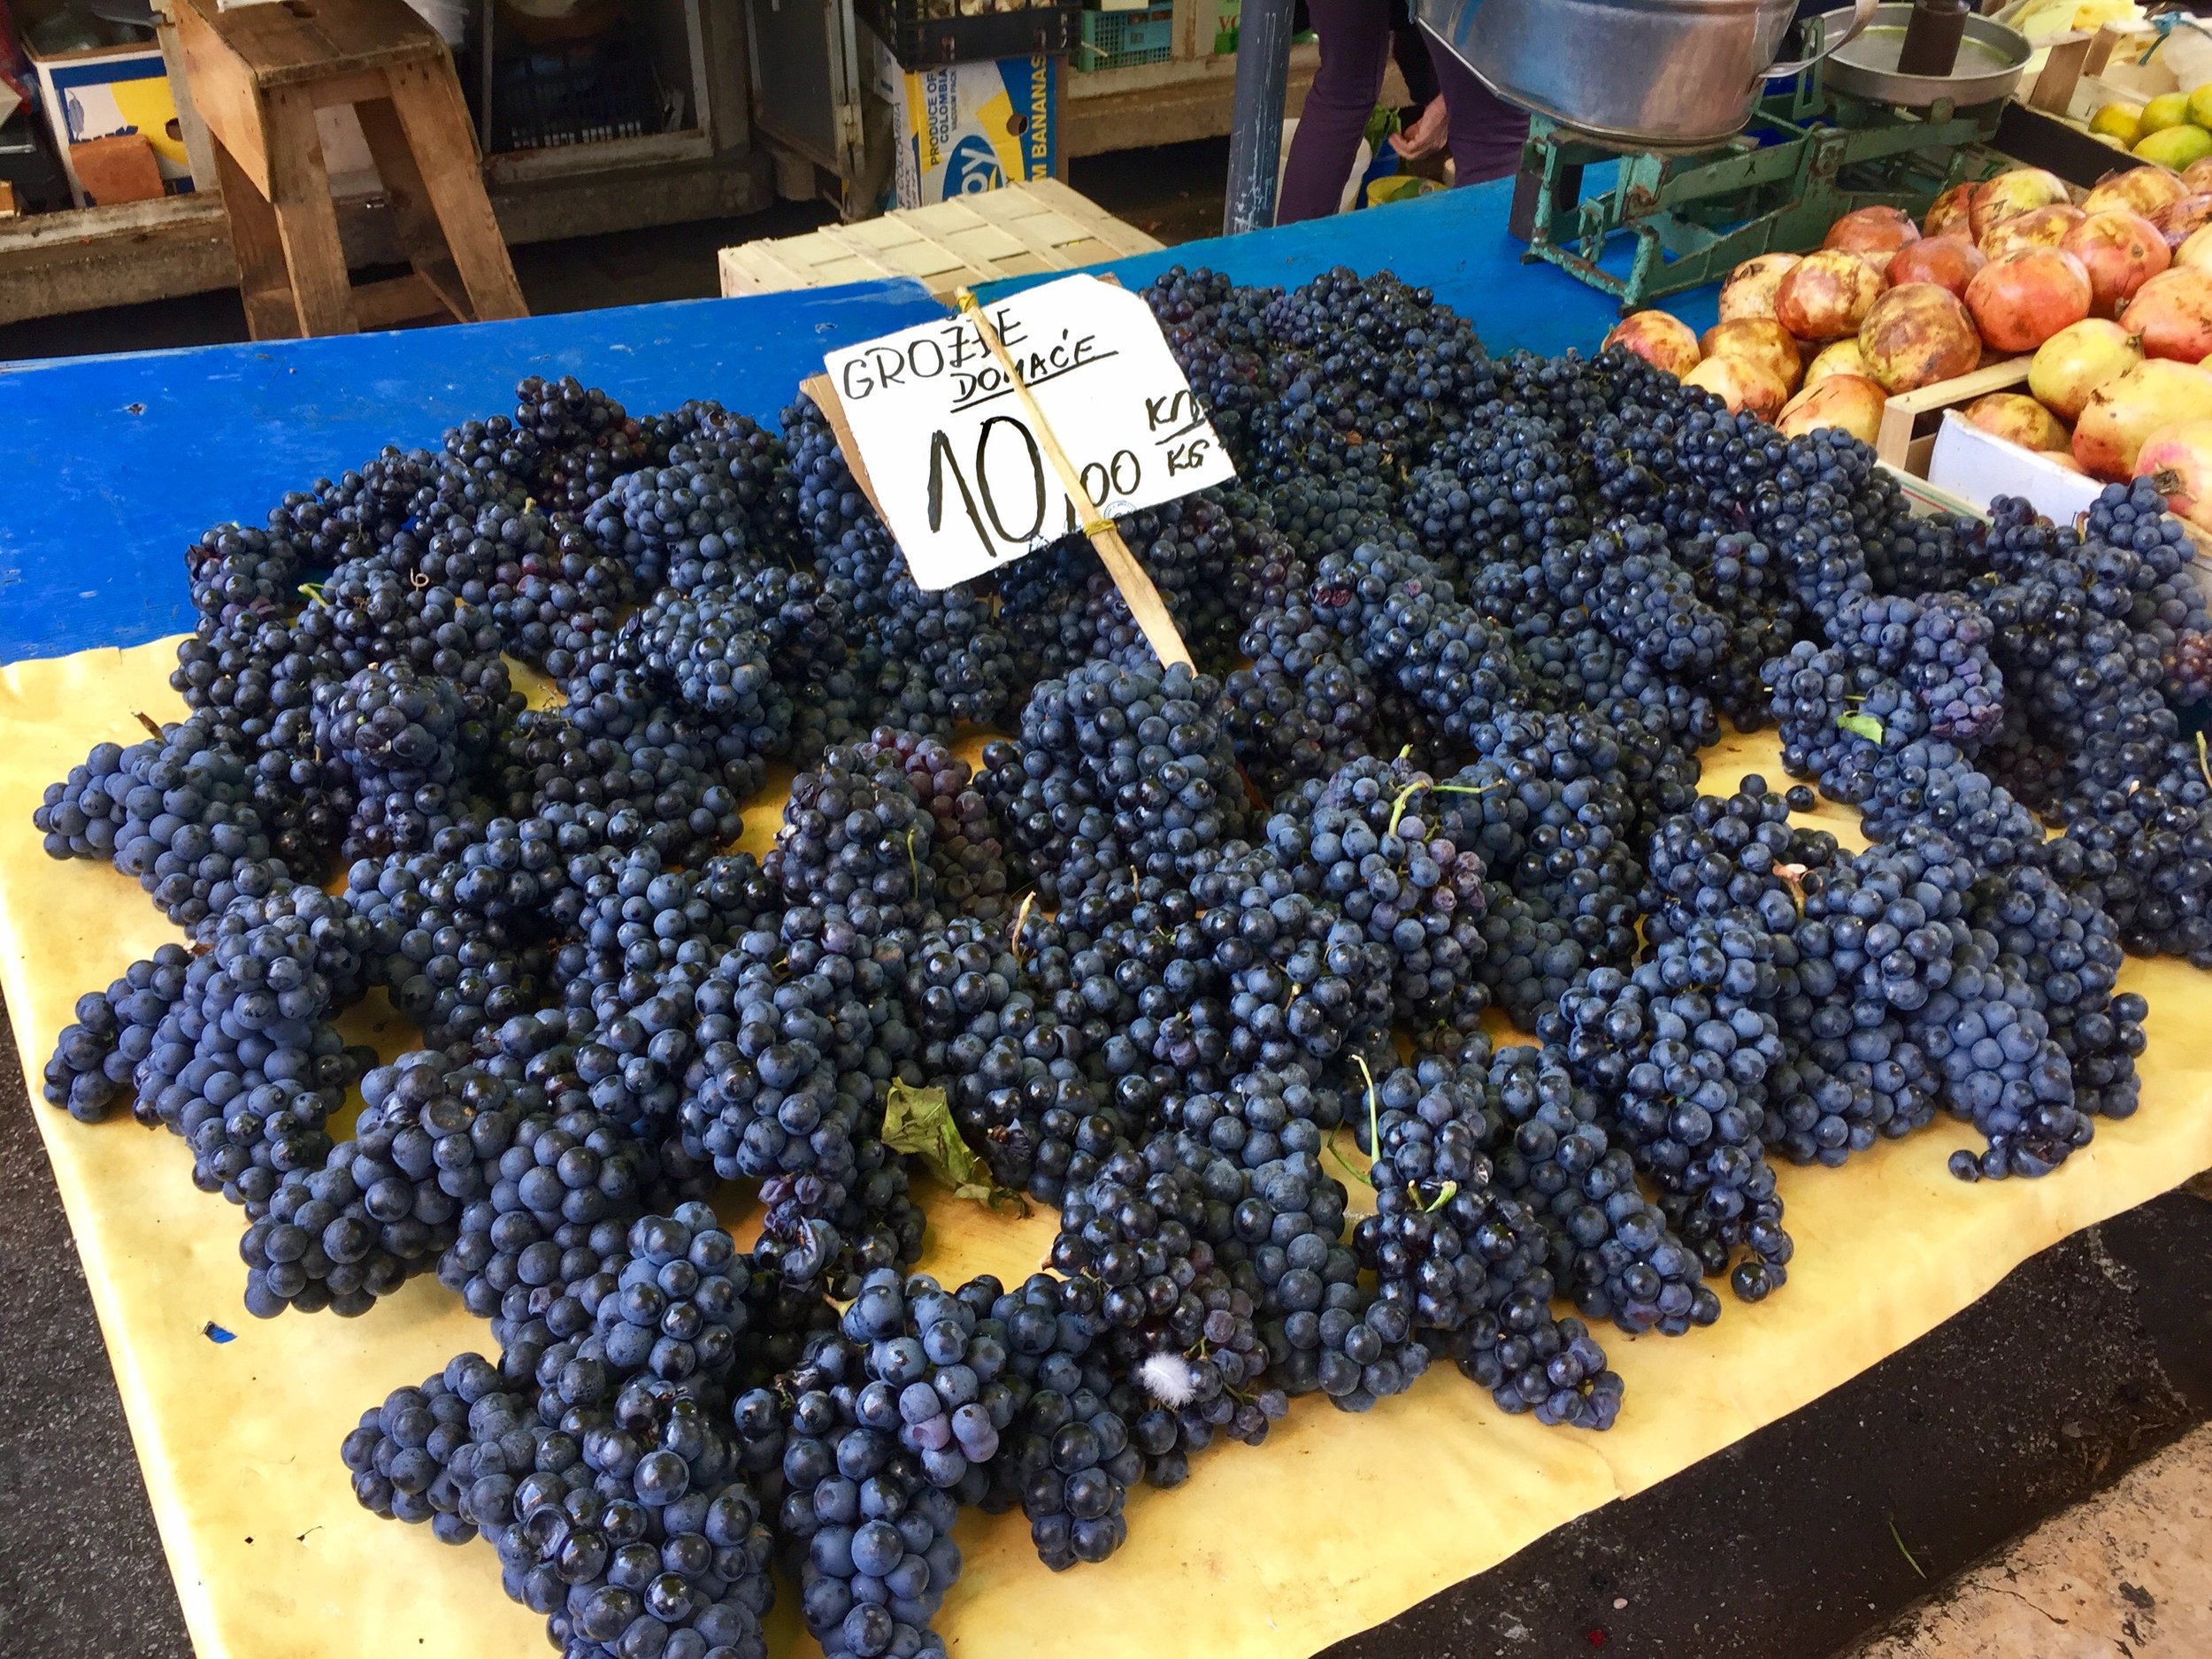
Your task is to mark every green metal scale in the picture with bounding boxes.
[1506,12,2029,311]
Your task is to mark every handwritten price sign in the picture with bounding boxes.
[821,273,1236,591]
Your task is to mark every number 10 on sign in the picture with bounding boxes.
[821,273,1238,591]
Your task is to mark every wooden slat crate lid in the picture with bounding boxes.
[718,179,1163,301]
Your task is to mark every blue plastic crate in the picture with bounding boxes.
[1077,4,1174,71]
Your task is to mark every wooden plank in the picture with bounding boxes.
[175,0,273,196]
[352,92,471,318]
[1875,357,2032,471]
[384,59,527,320]
[2027,33,2093,114]
[261,83,357,334]
[180,0,442,88]
[349,270,444,328]
[308,69,401,111]
[155,12,221,194]
[798,373,889,521]
[208,133,297,339]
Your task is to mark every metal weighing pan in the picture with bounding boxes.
[1824,4,2032,107]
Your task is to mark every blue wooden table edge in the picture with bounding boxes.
[0,179,1716,664]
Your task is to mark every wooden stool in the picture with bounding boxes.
[176,0,526,339]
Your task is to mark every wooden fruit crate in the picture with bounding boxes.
[717,179,1163,302]
[1872,355,2036,474]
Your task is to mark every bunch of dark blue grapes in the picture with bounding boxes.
[35,713,289,934]
[186,520,303,631]
[1164,1063,1344,1171]
[979,1271,1141,1570]
[126,889,373,1218]
[764,743,940,931]
[1479,1041,1720,1337]
[850,726,1014,923]
[1533,524,1730,677]
[1546,919,1794,1302]
[1184,840,1395,1076]
[243,1050,536,1317]
[1052,1141,1282,1479]
[838,1270,1015,1494]
[1269,755,1493,1037]
[2049,777,2212,966]
[772,1329,967,1659]
[607,588,792,762]
[312,660,487,858]
[1825,591,2004,745]
[1354,1058,1622,1427]
[342,843,556,1054]
[1222,595,1379,802]
[1970,861,2147,1123]
[41,942,196,1123]
[1640,777,1836,947]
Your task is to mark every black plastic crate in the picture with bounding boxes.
[857,0,1080,69]
[492,35,660,152]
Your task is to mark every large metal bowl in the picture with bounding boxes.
[1824,4,2032,107]
[1416,0,1877,150]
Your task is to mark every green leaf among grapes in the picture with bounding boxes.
[1837,711,1885,742]
[880,1081,1027,1215]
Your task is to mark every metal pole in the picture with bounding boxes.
[1223,0,1296,235]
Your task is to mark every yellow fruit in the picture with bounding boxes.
[2191,85,2212,132]
[2090,102,2144,145]
[2140,92,2193,135]
[2135,125,2212,170]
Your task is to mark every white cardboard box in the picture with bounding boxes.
[1925,410,2105,525]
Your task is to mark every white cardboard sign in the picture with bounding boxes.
[820,273,1236,590]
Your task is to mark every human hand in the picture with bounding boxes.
[1390,97,1448,160]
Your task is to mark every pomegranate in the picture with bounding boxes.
[1963,250,2093,354]
[1681,355,1789,419]
[2120,265,2212,360]
[1775,250,1886,341]
[2135,419,2212,531]
[2153,193,2212,248]
[1979,204,2085,259]
[2029,319,2146,422]
[2177,224,2212,271]
[1718,253,1801,324]
[1857,283,1982,393]
[1964,392,2070,451]
[1806,338,1874,384]
[1604,311,1701,378]
[2083,165,2187,219]
[1699,319,1802,390]
[2060,211,2171,316]
[2072,358,2212,479]
[1776,375,1887,443]
[1924,181,1975,238]
[1886,236,1987,297]
[2185,157,2212,193]
[1825,205,1922,255]
[1969,168,2072,240]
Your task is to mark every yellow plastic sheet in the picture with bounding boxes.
[6,639,2212,1659]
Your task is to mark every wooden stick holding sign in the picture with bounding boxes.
[950,287,1193,672]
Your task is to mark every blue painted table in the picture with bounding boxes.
[0,176,1716,664]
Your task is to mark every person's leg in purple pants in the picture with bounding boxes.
[1421,32,1529,186]
[1276,0,1392,225]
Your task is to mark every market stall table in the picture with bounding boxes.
[1,185,2199,1659]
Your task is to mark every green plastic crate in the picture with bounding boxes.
[1077,3,1174,71]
